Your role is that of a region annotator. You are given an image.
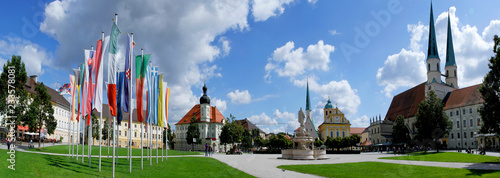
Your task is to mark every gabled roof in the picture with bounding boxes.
[175,104,225,125]
[25,77,70,109]
[234,118,265,133]
[350,127,365,135]
[385,82,426,121]
[443,84,484,110]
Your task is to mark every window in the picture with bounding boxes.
[463,109,466,115]
[428,64,430,71]
[464,132,466,138]
[454,70,456,77]
[437,63,439,71]
[451,133,454,139]
[125,123,127,127]
[125,131,127,137]
[119,131,121,136]
[135,124,137,128]
[463,120,466,128]
[342,131,345,138]
[457,133,460,138]
[470,119,473,127]
[450,112,453,116]
[446,70,449,77]
[477,118,481,126]
[336,131,339,137]
[470,132,473,138]
[456,121,459,128]
[469,108,472,114]
[135,132,137,137]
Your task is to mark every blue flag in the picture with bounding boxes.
[123,34,132,113]
[117,72,125,124]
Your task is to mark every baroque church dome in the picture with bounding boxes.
[324,98,333,109]
[200,83,210,104]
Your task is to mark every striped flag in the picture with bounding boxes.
[123,33,134,113]
[84,49,94,126]
[69,75,76,122]
[107,20,120,117]
[78,63,85,122]
[93,37,110,112]
[158,74,164,128]
[117,72,125,124]
[163,85,170,129]
[135,54,150,122]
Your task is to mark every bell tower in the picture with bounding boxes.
[426,3,442,85]
[445,12,458,88]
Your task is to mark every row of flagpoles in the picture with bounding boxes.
[64,14,171,177]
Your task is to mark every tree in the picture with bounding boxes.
[251,128,260,139]
[0,55,29,138]
[479,35,500,135]
[25,82,56,148]
[253,135,266,149]
[314,138,324,147]
[240,129,252,151]
[186,116,200,151]
[348,134,361,148]
[392,115,410,144]
[166,123,175,150]
[219,123,232,152]
[91,113,100,144]
[415,91,452,152]
[267,133,291,151]
[102,119,109,141]
[219,114,244,152]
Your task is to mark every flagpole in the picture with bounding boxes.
[141,48,144,170]
[156,125,158,164]
[88,45,94,168]
[112,13,118,178]
[128,33,134,173]
[162,127,164,162]
[98,31,104,172]
[150,123,152,166]
[68,109,71,157]
[82,113,85,164]
[77,117,79,161]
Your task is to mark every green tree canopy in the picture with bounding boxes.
[392,115,410,144]
[167,123,175,150]
[479,35,500,135]
[0,55,29,130]
[186,116,200,150]
[415,90,451,152]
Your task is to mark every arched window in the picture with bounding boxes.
[330,131,333,138]
[451,133,454,139]
[336,131,339,137]
[454,70,456,77]
[446,70,449,77]
[428,64,430,71]
[342,131,345,138]
[437,63,439,71]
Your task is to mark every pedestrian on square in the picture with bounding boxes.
[7,140,11,150]
[209,146,213,157]
[205,143,208,156]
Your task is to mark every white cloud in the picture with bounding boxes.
[252,0,294,22]
[248,112,277,126]
[227,89,251,104]
[0,37,51,76]
[265,40,335,81]
[273,109,299,133]
[39,0,250,124]
[253,94,279,102]
[329,30,341,36]
[351,115,369,127]
[212,97,227,114]
[307,0,318,5]
[377,6,498,96]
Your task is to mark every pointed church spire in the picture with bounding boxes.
[306,79,311,111]
[445,12,456,67]
[427,2,440,59]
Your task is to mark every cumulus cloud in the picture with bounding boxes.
[377,6,498,96]
[39,0,250,124]
[273,109,298,133]
[212,97,227,114]
[265,40,335,81]
[351,115,369,127]
[248,112,277,126]
[251,0,294,22]
[0,37,51,76]
[227,89,252,104]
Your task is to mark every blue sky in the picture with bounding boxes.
[1,0,499,134]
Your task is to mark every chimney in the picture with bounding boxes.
[30,75,38,83]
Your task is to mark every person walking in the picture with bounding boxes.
[204,144,208,157]
[7,140,11,150]
[209,146,213,157]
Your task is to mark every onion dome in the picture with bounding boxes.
[324,98,333,109]
[200,83,211,104]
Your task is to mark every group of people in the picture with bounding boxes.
[204,144,213,157]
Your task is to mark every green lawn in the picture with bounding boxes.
[26,145,202,156]
[1,150,254,177]
[380,152,500,163]
[278,162,500,177]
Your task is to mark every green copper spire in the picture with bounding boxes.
[445,12,456,67]
[427,2,440,60]
[306,80,311,111]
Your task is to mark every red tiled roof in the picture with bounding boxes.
[360,140,372,146]
[175,104,225,125]
[443,84,484,110]
[385,82,426,121]
[25,77,71,108]
[234,118,265,133]
[350,127,365,135]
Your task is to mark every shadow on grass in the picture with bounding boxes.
[466,169,500,176]
[42,154,101,177]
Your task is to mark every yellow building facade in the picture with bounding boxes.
[318,99,351,141]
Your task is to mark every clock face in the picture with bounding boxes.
[335,116,340,123]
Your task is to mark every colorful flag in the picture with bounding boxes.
[69,75,76,122]
[158,74,163,128]
[84,49,94,126]
[79,63,85,122]
[146,64,152,124]
[117,72,125,125]
[123,33,134,113]
[163,85,170,129]
[107,20,120,117]
[93,36,109,112]
[135,54,150,123]
[58,83,71,93]
[152,67,158,125]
